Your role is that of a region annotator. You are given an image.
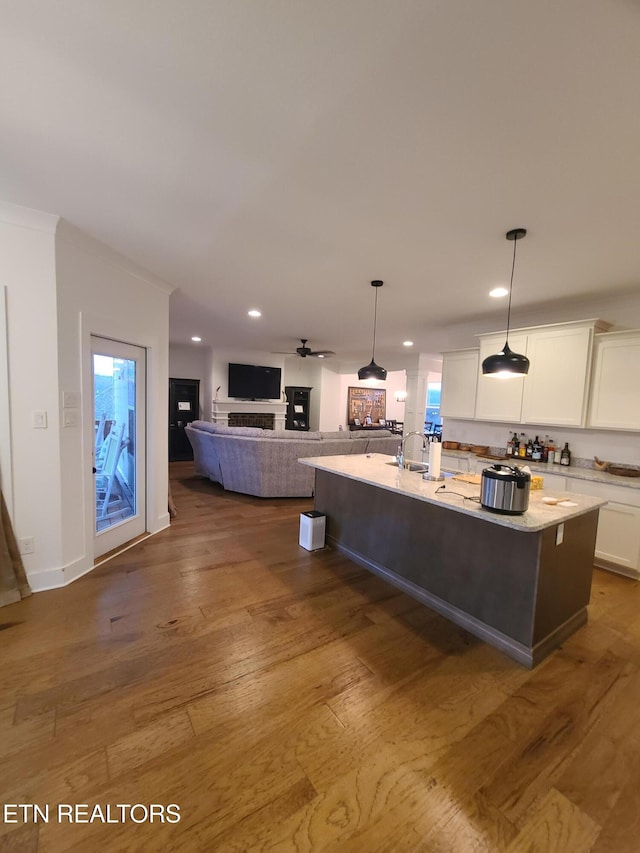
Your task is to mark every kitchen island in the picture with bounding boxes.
[300,454,607,667]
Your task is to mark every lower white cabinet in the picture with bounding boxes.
[565,478,640,577]
[593,502,640,574]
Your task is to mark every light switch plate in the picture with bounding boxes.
[63,409,80,428]
[32,411,48,429]
[63,391,80,408]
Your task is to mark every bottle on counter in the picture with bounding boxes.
[532,436,542,462]
[519,433,527,458]
[560,442,571,466]
[554,443,563,464]
[547,438,555,463]
[506,432,514,457]
[526,436,534,459]
[541,435,549,464]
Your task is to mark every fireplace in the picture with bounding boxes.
[211,399,288,431]
[228,412,275,430]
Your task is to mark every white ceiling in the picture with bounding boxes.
[2,1,640,361]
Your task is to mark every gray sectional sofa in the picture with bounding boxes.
[185,421,400,498]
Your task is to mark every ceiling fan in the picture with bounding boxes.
[272,339,336,358]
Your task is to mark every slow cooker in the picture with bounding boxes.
[480,464,531,515]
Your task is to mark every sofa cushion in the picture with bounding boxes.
[282,430,322,440]
[321,431,348,440]
[366,429,393,438]
[348,431,369,439]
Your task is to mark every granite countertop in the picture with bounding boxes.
[300,453,606,533]
[441,449,640,490]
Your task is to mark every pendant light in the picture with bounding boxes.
[358,280,387,381]
[482,228,530,377]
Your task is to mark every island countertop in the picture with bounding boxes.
[300,453,606,533]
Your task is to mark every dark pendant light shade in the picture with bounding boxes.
[482,228,530,377]
[358,280,387,381]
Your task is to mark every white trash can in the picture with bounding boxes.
[299,511,326,551]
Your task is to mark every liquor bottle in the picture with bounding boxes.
[560,442,571,466]
[506,433,513,457]
[554,443,562,464]
[519,434,526,458]
[541,435,549,464]
[532,436,542,462]
[547,438,555,464]
[526,436,534,459]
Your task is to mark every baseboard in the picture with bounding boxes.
[27,522,170,592]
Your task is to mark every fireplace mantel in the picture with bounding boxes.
[211,399,288,431]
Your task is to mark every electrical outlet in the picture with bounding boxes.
[19,537,35,555]
[556,523,565,546]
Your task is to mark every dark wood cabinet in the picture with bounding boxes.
[285,386,312,431]
[169,378,200,461]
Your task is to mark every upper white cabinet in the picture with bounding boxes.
[521,325,595,426]
[588,330,640,430]
[440,349,478,419]
[472,320,607,428]
[475,333,528,422]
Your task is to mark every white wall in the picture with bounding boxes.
[169,343,211,419]
[0,205,62,580]
[54,221,173,588]
[336,370,407,428]
[443,418,640,467]
[432,291,640,355]
[0,202,173,592]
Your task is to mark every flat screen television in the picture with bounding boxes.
[228,363,281,400]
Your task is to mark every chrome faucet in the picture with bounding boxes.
[397,431,429,469]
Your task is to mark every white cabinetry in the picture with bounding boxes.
[595,503,640,574]
[588,330,640,430]
[473,320,606,428]
[565,478,640,577]
[440,350,478,419]
[521,325,594,426]
[475,333,528,422]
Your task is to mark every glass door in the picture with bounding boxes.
[92,336,146,558]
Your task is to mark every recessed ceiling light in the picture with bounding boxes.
[191,336,202,342]
[489,287,509,298]
[248,309,261,318]
[403,340,414,347]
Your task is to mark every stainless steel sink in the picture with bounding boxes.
[386,461,428,472]
[386,461,458,477]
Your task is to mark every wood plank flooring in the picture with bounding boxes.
[2,461,640,851]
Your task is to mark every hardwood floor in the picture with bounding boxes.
[2,461,640,851]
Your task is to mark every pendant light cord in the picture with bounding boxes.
[371,286,378,360]
[505,235,518,339]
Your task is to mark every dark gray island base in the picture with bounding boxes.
[313,468,601,668]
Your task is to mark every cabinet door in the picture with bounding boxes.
[440,351,478,419]
[588,333,640,430]
[594,502,640,574]
[475,333,528,422]
[522,326,593,426]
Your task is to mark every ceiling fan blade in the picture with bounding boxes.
[309,350,335,357]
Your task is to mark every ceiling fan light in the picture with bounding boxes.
[482,342,530,376]
[358,360,387,381]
